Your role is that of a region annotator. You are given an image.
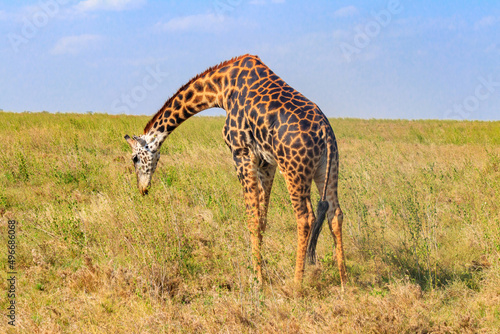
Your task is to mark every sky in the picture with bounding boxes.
[1,0,499,120]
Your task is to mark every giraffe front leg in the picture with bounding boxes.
[247,193,263,285]
[257,164,276,243]
[233,150,263,284]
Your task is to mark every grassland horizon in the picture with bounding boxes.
[0,111,499,333]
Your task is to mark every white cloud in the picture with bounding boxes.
[76,0,146,12]
[156,11,260,35]
[474,16,498,30]
[50,34,103,55]
[0,3,82,23]
[333,5,359,18]
[156,13,221,32]
[155,13,256,33]
[387,17,466,39]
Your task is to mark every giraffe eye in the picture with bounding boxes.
[132,155,139,163]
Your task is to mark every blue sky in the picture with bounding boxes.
[1,0,499,120]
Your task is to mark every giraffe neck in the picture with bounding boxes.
[143,58,243,144]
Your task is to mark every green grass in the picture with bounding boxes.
[1,111,499,333]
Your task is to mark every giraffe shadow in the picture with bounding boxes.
[381,247,482,291]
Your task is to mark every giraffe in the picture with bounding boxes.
[124,54,347,288]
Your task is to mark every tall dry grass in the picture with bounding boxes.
[0,112,499,333]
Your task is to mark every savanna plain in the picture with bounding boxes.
[1,112,499,333]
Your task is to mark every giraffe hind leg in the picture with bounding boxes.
[292,196,316,284]
[313,161,347,290]
[328,206,347,291]
[280,171,315,285]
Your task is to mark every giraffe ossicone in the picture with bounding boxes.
[124,54,347,289]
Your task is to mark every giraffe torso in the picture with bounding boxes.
[222,56,333,177]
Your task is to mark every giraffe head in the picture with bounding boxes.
[124,134,161,195]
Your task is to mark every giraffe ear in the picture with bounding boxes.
[133,135,147,146]
[124,134,135,148]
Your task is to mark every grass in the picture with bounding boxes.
[0,111,499,333]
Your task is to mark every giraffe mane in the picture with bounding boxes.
[143,54,257,134]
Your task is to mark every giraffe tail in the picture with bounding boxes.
[307,200,328,264]
[307,124,335,264]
